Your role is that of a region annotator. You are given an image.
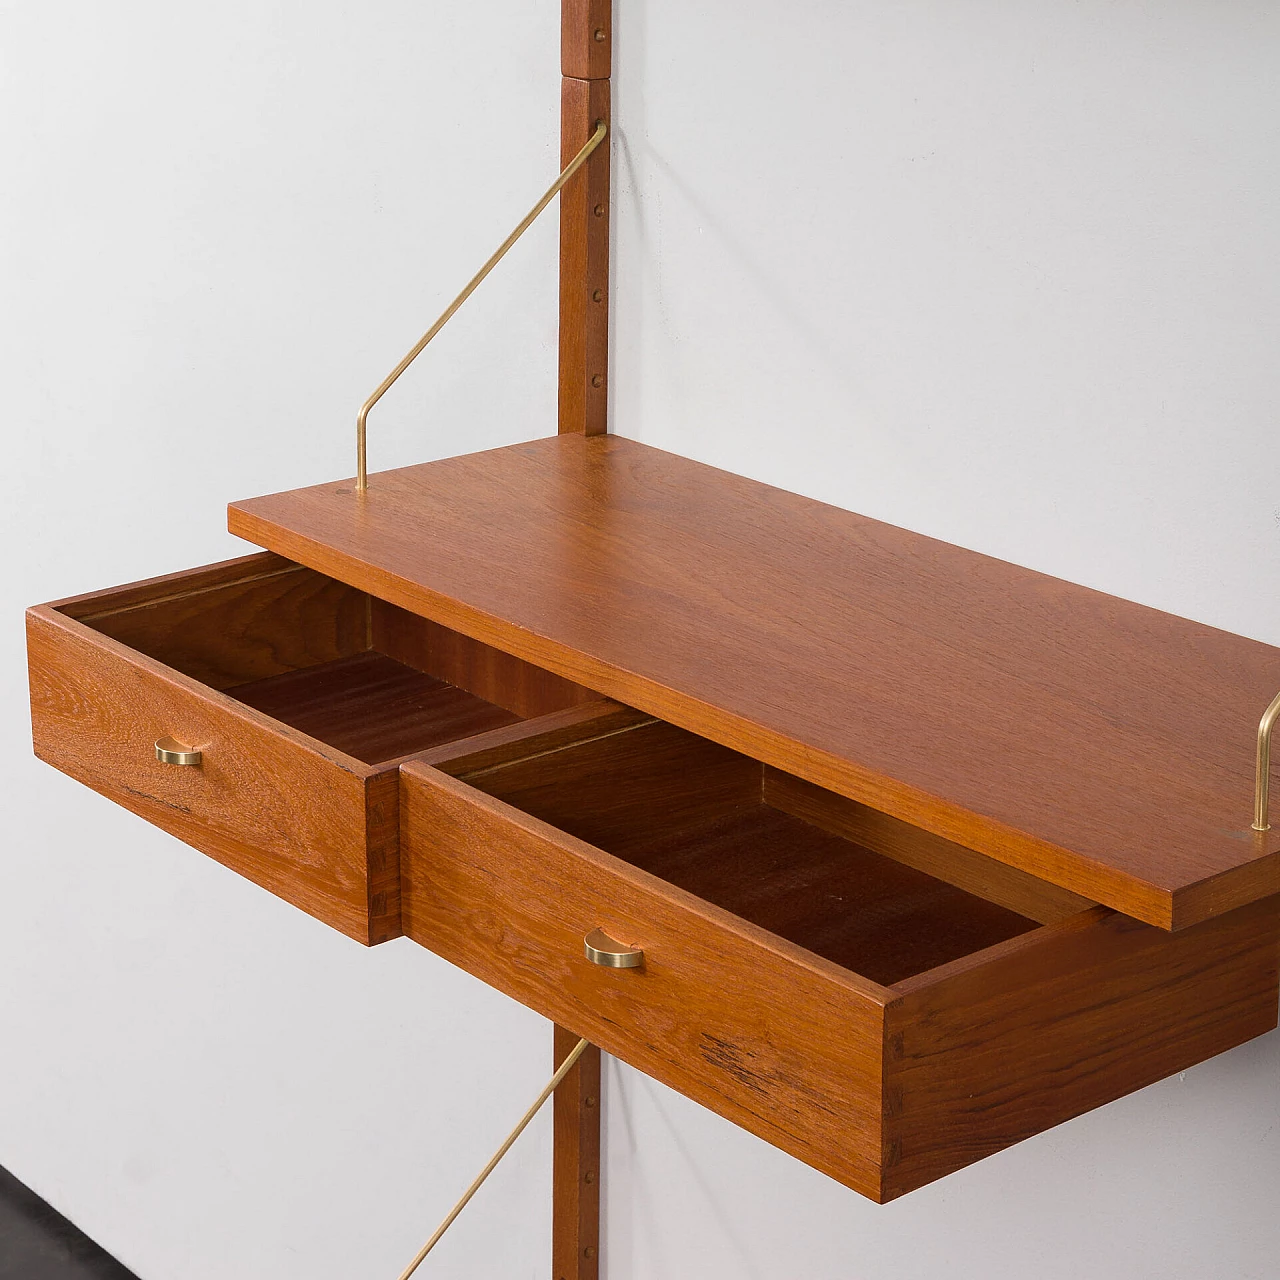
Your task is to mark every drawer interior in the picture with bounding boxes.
[63,557,594,767]
[437,718,1095,986]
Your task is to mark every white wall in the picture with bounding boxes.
[2,2,1278,1277]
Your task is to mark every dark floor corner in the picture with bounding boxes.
[0,1166,139,1280]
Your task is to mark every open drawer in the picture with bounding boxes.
[26,552,598,944]
[400,715,1280,1201]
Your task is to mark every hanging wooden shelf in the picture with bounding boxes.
[228,431,1280,932]
[22,0,1280,1267]
[28,429,1280,1205]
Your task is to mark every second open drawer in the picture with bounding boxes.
[400,715,1280,1202]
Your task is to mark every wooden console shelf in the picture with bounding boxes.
[229,432,1280,930]
[27,430,1280,1205]
[22,0,1280,1265]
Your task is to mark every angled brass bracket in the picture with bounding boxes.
[395,1037,590,1279]
[1253,691,1280,832]
[355,121,608,492]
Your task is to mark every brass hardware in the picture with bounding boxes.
[592,289,603,302]
[584,928,643,968]
[593,27,606,41]
[1253,691,1280,831]
[355,120,609,492]
[155,737,201,767]
[396,1038,590,1280]
[593,203,605,217]
[591,374,603,387]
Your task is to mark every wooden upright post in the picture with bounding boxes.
[554,3,610,1266]
[553,1024,601,1280]
[558,0,612,436]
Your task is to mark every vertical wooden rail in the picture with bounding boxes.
[556,6,609,1267]
[559,0,612,436]
[553,1025,601,1280]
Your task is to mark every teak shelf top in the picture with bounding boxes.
[229,434,1280,930]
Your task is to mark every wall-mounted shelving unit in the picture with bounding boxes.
[25,1,1280,1274]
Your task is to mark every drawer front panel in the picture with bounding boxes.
[399,762,890,1198]
[28,606,396,944]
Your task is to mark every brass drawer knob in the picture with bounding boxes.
[155,736,202,767]
[584,928,643,969]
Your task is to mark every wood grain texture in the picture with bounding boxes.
[458,718,1036,985]
[559,78,610,436]
[228,434,1280,929]
[59,553,367,691]
[608,806,1036,987]
[419,701,652,776]
[882,898,1280,1200]
[764,768,1094,925]
[371,598,593,719]
[364,767,401,943]
[27,603,399,944]
[51,552,299,620]
[465,719,760,856]
[228,651,520,766]
[402,749,1280,1199]
[398,760,891,1199]
[562,0,611,79]
[27,556,601,943]
[553,1026,600,1280]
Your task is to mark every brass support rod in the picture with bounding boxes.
[395,1037,590,1280]
[356,121,609,492]
[1253,691,1280,832]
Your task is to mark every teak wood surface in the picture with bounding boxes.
[882,896,1280,1198]
[558,76,610,437]
[28,592,401,945]
[228,652,521,766]
[400,757,890,1198]
[448,717,1040,985]
[228,433,1280,930]
[371,597,595,721]
[562,0,611,79]
[399,712,1280,1201]
[553,1025,600,1280]
[558,0,610,439]
[25,553,595,944]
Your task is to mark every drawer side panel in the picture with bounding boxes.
[400,763,890,1200]
[883,900,1280,1200]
